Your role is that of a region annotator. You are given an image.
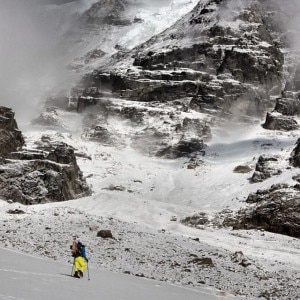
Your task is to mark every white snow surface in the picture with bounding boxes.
[0,247,221,300]
[0,111,299,299]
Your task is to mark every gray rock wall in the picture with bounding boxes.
[0,106,24,157]
[0,106,91,205]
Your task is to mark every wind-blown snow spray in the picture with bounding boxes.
[0,0,94,124]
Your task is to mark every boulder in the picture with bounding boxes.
[181,212,209,227]
[226,184,300,238]
[188,257,214,267]
[250,155,282,183]
[6,209,26,215]
[274,97,300,116]
[97,230,113,239]
[156,138,205,159]
[262,112,298,131]
[0,154,90,205]
[233,165,253,174]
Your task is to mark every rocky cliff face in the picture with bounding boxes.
[81,0,284,107]
[41,0,300,238]
[261,0,300,131]
[0,107,91,205]
[0,106,24,157]
[64,0,287,158]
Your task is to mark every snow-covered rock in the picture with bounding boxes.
[55,0,291,158]
[0,107,90,204]
[229,183,300,238]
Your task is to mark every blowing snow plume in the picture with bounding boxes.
[0,0,85,123]
[279,0,300,49]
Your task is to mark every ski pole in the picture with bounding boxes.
[71,258,75,276]
[87,261,90,281]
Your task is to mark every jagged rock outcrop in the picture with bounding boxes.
[47,142,78,165]
[56,0,290,159]
[261,0,300,130]
[225,184,300,238]
[262,112,298,131]
[156,138,205,159]
[263,63,300,129]
[0,107,91,204]
[130,121,207,158]
[182,180,300,238]
[122,0,283,110]
[250,154,282,183]
[0,142,91,205]
[219,132,300,236]
[274,95,300,116]
[0,106,24,157]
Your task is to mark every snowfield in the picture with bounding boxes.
[0,247,221,300]
[0,110,299,299]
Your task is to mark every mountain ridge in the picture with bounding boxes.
[0,1,299,299]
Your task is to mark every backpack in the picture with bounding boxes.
[77,241,88,261]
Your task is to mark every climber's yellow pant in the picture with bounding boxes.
[74,256,86,272]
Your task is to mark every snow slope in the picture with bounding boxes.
[21,111,300,216]
[0,247,221,300]
[1,112,298,299]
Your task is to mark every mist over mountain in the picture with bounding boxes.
[0,0,194,122]
[0,0,90,121]
[0,2,60,120]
